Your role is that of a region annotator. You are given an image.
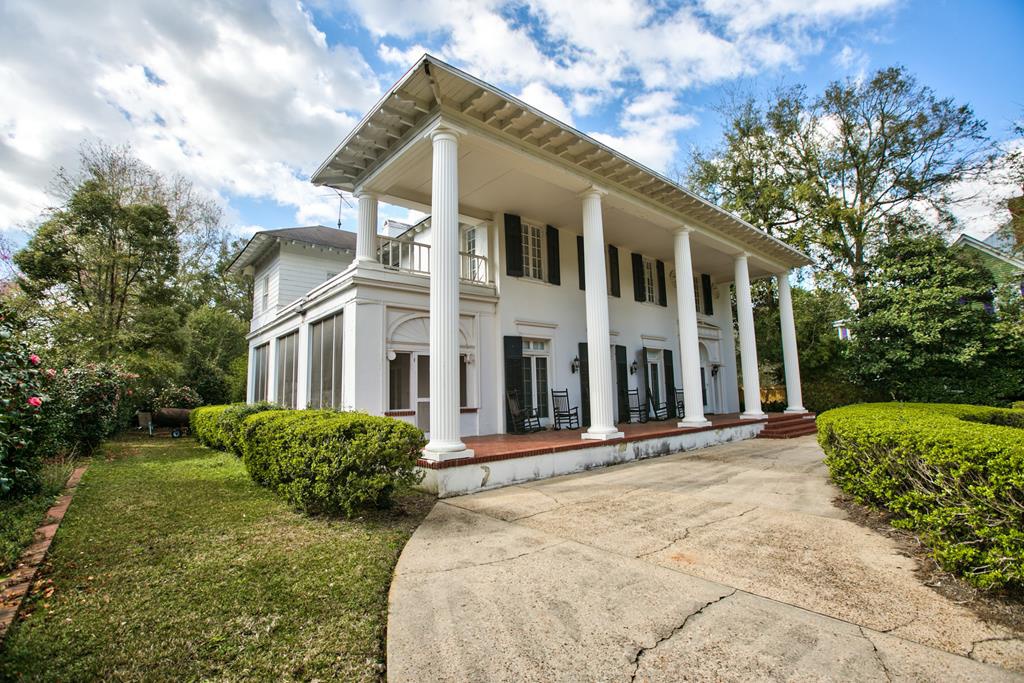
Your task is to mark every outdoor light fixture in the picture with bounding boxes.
[630,360,639,375]
[711,363,721,377]
[570,356,580,374]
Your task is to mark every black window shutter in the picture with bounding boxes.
[656,260,667,307]
[577,235,586,290]
[578,342,590,426]
[615,345,629,423]
[546,225,560,285]
[631,253,644,301]
[608,245,620,297]
[701,273,713,315]
[503,336,524,431]
[504,214,523,277]
[664,349,677,418]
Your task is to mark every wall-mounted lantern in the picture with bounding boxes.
[711,363,721,377]
[570,356,580,374]
[630,360,639,375]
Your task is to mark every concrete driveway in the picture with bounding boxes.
[388,436,1024,682]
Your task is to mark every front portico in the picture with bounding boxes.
[260,54,816,487]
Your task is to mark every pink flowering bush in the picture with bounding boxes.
[0,304,46,497]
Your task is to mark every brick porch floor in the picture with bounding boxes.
[417,412,771,469]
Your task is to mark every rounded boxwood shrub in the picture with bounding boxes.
[817,402,1024,590]
[239,410,425,517]
[217,402,276,456]
[190,405,231,450]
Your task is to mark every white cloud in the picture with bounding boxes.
[0,0,382,232]
[518,82,575,126]
[590,92,698,171]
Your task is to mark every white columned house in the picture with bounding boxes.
[580,187,624,440]
[673,227,711,426]
[423,125,473,460]
[777,272,806,413]
[354,191,378,264]
[230,55,814,495]
[734,253,765,418]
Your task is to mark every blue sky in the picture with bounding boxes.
[1,0,1021,249]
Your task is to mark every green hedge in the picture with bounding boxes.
[239,410,425,517]
[190,405,231,450]
[218,402,276,456]
[190,402,277,454]
[817,403,1024,590]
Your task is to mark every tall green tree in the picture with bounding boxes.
[15,178,180,361]
[689,67,991,300]
[848,235,1023,405]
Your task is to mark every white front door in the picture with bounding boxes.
[522,339,550,425]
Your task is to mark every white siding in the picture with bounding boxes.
[277,243,354,307]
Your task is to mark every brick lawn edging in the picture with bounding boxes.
[0,464,88,642]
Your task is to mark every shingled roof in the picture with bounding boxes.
[225,225,356,274]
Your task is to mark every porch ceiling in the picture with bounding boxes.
[311,54,811,277]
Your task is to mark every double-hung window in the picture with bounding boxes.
[642,257,658,304]
[261,276,270,313]
[521,223,545,281]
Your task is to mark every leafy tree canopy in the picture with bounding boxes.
[847,234,1023,405]
[689,67,991,300]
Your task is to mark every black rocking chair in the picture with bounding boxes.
[647,391,669,421]
[627,389,649,423]
[506,390,543,434]
[550,389,580,430]
[672,389,685,419]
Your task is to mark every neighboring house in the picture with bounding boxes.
[952,233,1024,296]
[229,55,813,495]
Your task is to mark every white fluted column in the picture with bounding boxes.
[422,127,471,460]
[580,187,623,440]
[354,191,378,263]
[674,228,710,426]
[777,272,805,413]
[734,254,765,418]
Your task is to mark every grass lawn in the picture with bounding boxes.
[0,436,434,681]
[1,461,76,574]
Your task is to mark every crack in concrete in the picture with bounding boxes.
[968,635,1021,660]
[859,626,893,683]
[627,589,737,682]
[635,506,758,559]
[403,540,570,576]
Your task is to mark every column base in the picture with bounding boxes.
[740,411,768,420]
[677,418,712,428]
[420,446,475,463]
[784,406,807,413]
[581,428,625,441]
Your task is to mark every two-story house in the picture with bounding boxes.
[228,55,814,496]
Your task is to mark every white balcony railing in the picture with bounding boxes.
[377,236,489,284]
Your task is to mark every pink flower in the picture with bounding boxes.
[29,353,41,366]
[27,396,42,408]
[46,368,57,379]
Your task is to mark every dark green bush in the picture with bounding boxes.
[190,405,231,450]
[217,402,276,456]
[818,402,1024,590]
[240,410,425,517]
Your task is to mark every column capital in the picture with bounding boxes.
[577,185,608,200]
[353,189,377,201]
[734,251,750,262]
[674,226,694,235]
[424,119,466,143]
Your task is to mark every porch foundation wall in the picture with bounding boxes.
[417,421,765,498]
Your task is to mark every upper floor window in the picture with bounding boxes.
[261,275,270,313]
[522,223,545,281]
[642,257,658,303]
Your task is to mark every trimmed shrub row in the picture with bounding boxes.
[817,403,1024,590]
[190,405,425,516]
